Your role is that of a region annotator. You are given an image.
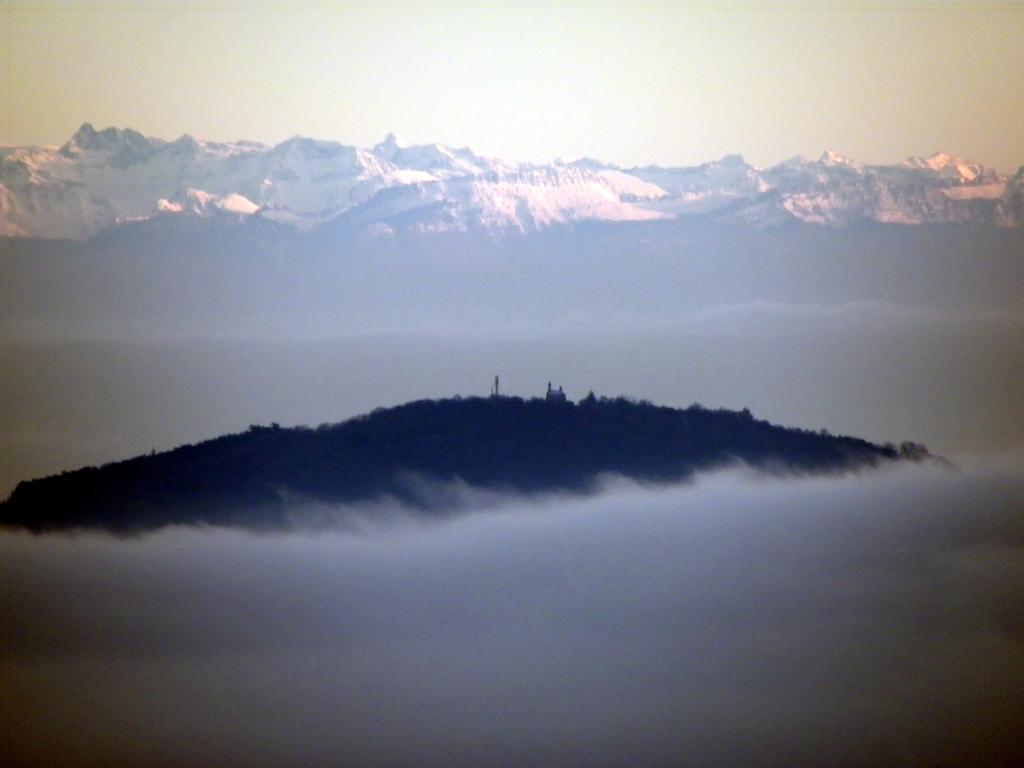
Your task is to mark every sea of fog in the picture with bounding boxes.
[4,461,1024,767]
[3,221,1023,766]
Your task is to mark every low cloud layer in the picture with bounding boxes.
[4,460,1024,767]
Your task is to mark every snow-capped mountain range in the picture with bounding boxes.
[1,123,1021,239]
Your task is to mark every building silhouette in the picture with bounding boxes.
[546,382,567,402]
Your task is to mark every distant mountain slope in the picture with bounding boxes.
[1,123,1020,238]
[0,395,928,532]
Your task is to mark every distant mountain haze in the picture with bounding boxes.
[2,124,1021,239]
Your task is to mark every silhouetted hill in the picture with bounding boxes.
[0,395,928,532]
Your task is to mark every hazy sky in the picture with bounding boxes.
[3,1,1022,171]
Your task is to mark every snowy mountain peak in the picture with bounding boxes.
[903,152,983,183]
[1,124,1020,239]
[716,154,749,168]
[61,123,155,157]
[914,152,956,171]
[156,189,260,217]
[373,132,410,158]
[819,149,858,168]
[558,157,611,171]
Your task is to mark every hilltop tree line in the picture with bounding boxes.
[1,395,926,532]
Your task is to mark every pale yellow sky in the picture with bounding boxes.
[3,1,1023,171]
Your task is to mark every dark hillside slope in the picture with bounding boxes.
[0,395,927,532]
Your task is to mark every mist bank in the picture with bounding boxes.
[1,395,925,532]
[4,461,1024,767]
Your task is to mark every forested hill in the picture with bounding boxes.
[1,395,928,532]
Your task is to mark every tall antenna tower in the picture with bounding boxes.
[492,375,500,398]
